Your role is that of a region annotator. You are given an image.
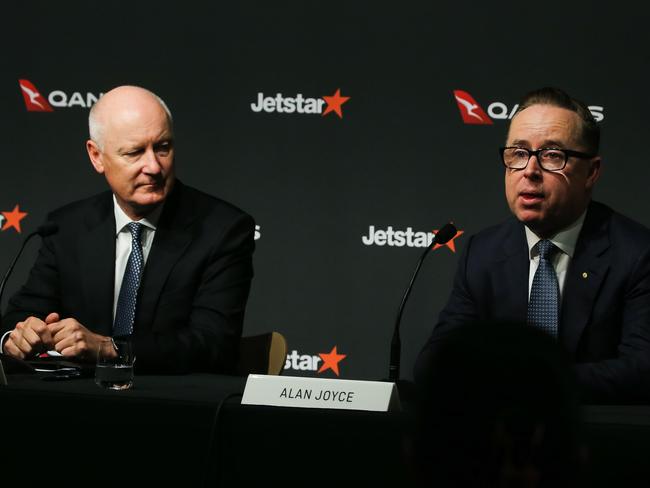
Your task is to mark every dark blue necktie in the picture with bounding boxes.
[527,239,559,338]
[113,222,144,337]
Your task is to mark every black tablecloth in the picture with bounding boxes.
[2,372,650,487]
[0,373,407,486]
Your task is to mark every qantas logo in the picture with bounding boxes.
[19,80,54,112]
[453,89,604,123]
[19,79,103,111]
[454,90,492,125]
[251,88,350,118]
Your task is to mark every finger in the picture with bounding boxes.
[52,319,84,344]
[54,334,75,355]
[6,320,41,356]
[10,336,35,357]
[44,312,60,324]
[54,330,86,357]
[50,319,79,341]
[48,321,67,336]
[52,326,70,344]
[2,338,26,359]
[17,316,47,339]
[59,345,82,358]
[59,340,92,359]
[11,326,43,355]
[27,320,55,347]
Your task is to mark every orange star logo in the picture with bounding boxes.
[318,346,347,376]
[322,89,350,118]
[432,229,464,253]
[2,205,28,233]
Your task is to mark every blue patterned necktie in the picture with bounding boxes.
[113,222,144,337]
[527,239,559,338]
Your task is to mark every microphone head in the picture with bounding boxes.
[37,222,58,237]
[433,223,457,245]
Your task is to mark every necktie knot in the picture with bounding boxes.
[127,222,143,242]
[537,239,554,260]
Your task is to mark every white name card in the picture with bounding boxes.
[241,374,400,412]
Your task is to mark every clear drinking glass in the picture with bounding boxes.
[95,338,134,390]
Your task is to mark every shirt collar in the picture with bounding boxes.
[525,209,587,259]
[113,195,163,235]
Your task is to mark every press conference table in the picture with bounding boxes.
[0,373,408,486]
[2,373,650,487]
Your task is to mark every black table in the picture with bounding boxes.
[0,373,407,486]
[2,373,650,487]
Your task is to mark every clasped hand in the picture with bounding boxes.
[3,313,111,361]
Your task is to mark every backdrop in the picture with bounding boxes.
[2,1,648,380]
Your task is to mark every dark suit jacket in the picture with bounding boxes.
[417,201,650,403]
[1,180,255,374]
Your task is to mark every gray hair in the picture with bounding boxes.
[88,87,173,151]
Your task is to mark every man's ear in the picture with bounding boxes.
[86,139,105,174]
[585,156,601,190]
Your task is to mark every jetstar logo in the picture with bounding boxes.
[453,89,604,124]
[1,205,28,233]
[362,225,464,251]
[251,88,350,118]
[19,79,103,111]
[284,346,347,376]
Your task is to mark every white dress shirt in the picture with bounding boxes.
[112,195,162,320]
[525,211,586,301]
[0,197,163,352]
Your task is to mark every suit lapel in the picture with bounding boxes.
[80,193,115,336]
[491,219,529,323]
[135,182,195,331]
[560,203,611,353]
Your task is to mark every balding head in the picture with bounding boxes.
[85,85,176,220]
[89,86,173,151]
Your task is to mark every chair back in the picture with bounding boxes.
[237,331,287,375]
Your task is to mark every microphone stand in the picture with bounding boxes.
[0,222,57,323]
[0,230,40,324]
[389,244,434,383]
[388,223,457,391]
[0,223,57,373]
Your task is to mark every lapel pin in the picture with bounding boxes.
[582,272,588,279]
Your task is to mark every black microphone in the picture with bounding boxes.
[0,222,58,321]
[388,222,457,383]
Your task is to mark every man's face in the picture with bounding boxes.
[87,96,175,219]
[504,104,600,237]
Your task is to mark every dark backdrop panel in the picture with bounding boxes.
[2,1,648,380]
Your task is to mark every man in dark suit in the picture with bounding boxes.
[418,87,650,403]
[0,85,254,373]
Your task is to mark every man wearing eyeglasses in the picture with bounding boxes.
[418,87,650,403]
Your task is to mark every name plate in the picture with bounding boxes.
[241,374,400,412]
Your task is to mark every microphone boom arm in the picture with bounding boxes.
[0,231,39,318]
[0,222,58,321]
[388,223,457,383]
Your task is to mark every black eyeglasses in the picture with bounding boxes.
[500,147,596,171]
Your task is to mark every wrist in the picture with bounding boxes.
[0,330,12,354]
